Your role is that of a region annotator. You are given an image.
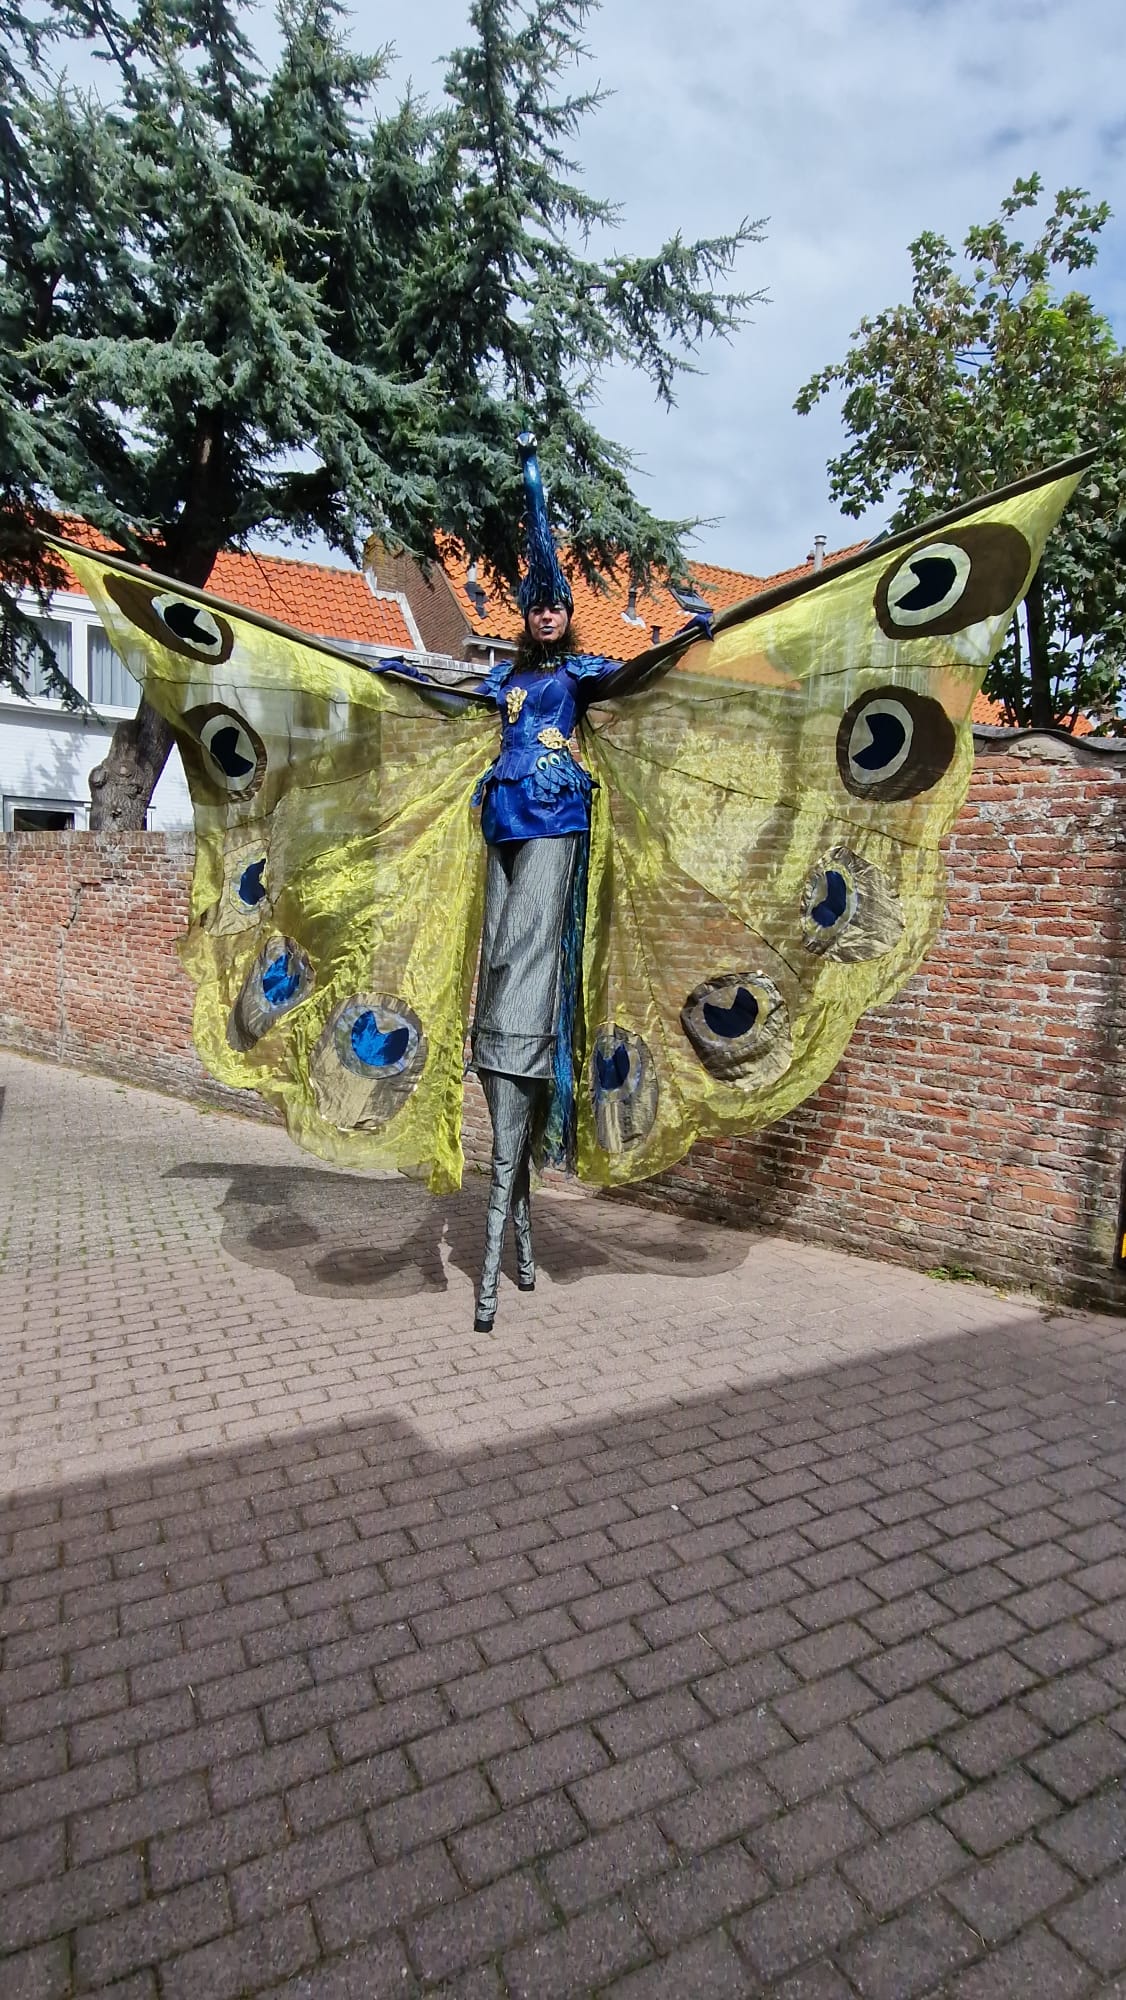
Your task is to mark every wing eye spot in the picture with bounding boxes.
[836,686,956,802]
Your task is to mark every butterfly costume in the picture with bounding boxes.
[50,443,1088,1325]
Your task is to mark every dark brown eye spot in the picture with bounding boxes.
[183,703,267,798]
[874,523,1031,639]
[105,574,235,662]
[836,686,957,803]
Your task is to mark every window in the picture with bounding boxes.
[4,796,85,831]
[14,617,73,698]
[89,626,140,708]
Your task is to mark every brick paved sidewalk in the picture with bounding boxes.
[4,1049,1126,1999]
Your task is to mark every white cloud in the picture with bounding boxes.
[377,0,1126,572]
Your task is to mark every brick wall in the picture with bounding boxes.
[2,735,1124,1305]
[0,831,265,1119]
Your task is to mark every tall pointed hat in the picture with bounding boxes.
[516,432,573,616]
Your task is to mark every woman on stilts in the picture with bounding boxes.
[468,436,625,1332]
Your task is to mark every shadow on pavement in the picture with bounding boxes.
[166,1160,748,1299]
[2,1316,1125,1993]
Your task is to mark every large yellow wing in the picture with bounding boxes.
[575,456,1090,1187]
[57,543,495,1192]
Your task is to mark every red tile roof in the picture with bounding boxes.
[441,545,868,658]
[35,517,1095,734]
[48,522,415,651]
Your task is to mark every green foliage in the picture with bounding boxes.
[795,177,1126,729]
[0,0,762,749]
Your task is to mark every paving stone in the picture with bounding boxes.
[502,1897,652,1997]
[160,1909,320,2000]
[763,1724,875,1805]
[944,1837,1077,1943]
[314,1843,460,1950]
[5,1053,1126,2000]
[942,1924,1090,2000]
[570,1745,692,1828]
[1052,1862,1126,1976]
[847,1746,964,1830]
[731,1868,865,1980]
[1040,1783,1126,1879]
[656,1767,777,1855]
[939,1766,1060,1856]
[839,1814,965,1915]
[1030,1717,1126,1802]
[605,1929,756,1997]
[747,1790,869,1888]
[407,1871,550,1983]
[630,1841,768,1947]
[837,1893,981,1999]
[543,1814,674,1913]
[449,1792,584,1887]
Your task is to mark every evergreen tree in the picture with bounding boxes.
[796,177,1126,730]
[1,0,762,825]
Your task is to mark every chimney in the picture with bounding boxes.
[812,534,826,573]
[651,624,661,645]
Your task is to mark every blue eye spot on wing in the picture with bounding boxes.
[895,555,959,612]
[853,712,906,772]
[227,935,314,1051]
[313,991,426,1124]
[590,1024,658,1152]
[702,987,758,1039]
[350,1011,411,1070]
[262,951,301,1007]
[681,972,792,1087]
[596,1042,631,1093]
[237,859,266,907]
[810,869,850,929]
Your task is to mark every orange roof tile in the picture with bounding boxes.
[45,521,415,651]
[972,689,1093,733]
[443,543,867,658]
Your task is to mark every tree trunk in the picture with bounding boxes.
[88,698,176,831]
[1025,569,1055,731]
[88,535,220,831]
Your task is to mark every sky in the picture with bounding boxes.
[51,0,1126,581]
[366,0,1125,577]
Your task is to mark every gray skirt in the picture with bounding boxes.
[471,835,579,1079]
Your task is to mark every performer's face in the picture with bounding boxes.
[526,603,570,646]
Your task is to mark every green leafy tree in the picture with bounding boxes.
[0,0,83,706]
[0,0,762,825]
[795,176,1126,730]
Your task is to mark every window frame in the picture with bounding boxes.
[3,794,89,831]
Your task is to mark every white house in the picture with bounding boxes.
[1,542,433,831]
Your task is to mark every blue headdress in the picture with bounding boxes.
[516,432,573,618]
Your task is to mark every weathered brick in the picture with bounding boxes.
[503,1897,651,1998]
[366,1768,495,1861]
[748,1790,869,1888]
[161,1909,319,2000]
[732,1867,865,1980]
[570,1746,692,1829]
[450,1792,584,1887]
[314,1841,460,1949]
[839,1815,965,1915]
[230,1820,373,1922]
[837,1893,980,1998]
[73,1878,231,1989]
[543,1813,673,1913]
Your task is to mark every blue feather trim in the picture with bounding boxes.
[540,835,589,1171]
